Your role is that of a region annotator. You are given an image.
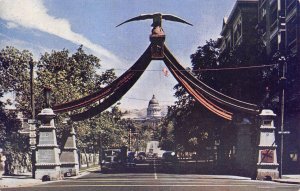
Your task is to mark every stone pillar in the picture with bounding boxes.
[60,125,79,176]
[257,109,279,180]
[235,118,254,176]
[35,108,61,180]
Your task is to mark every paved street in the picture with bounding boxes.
[1,164,300,191]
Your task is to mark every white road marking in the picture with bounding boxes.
[153,159,157,180]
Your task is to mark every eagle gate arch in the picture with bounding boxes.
[34,13,279,180]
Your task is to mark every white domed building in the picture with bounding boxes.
[146,95,162,119]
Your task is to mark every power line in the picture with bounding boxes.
[124,97,175,103]
[103,63,277,72]
[194,64,277,71]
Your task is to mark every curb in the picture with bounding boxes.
[273,179,300,184]
[0,166,100,188]
[65,166,100,179]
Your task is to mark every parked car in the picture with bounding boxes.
[101,148,123,173]
[137,152,147,162]
[161,151,178,172]
[161,151,178,163]
[125,151,136,167]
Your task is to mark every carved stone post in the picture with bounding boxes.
[35,108,61,180]
[60,121,79,176]
[256,109,279,180]
[235,118,254,176]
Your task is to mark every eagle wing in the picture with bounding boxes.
[162,14,193,26]
[116,14,154,27]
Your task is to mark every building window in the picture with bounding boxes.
[262,8,267,18]
[270,37,278,53]
[270,2,278,26]
[233,20,242,45]
[226,36,231,49]
[286,0,297,14]
[287,16,297,47]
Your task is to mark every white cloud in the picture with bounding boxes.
[6,22,18,29]
[0,33,49,59]
[0,0,122,68]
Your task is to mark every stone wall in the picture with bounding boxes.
[79,152,99,167]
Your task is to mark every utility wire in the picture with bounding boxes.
[103,63,277,72]
[124,97,175,103]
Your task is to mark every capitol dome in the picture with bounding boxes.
[149,95,159,105]
[147,95,161,119]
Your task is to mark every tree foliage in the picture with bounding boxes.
[0,45,127,173]
[163,35,278,159]
[0,47,34,174]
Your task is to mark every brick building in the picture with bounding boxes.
[217,0,259,54]
[217,0,300,173]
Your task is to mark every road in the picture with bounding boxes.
[1,161,300,191]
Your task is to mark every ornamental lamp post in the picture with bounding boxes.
[29,58,37,178]
[43,87,52,108]
[278,56,289,178]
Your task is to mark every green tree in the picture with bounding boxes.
[0,45,125,172]
[0,47,32,174]
[165,35,275,161]
[159,117,175,151]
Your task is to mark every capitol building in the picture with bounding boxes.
[121,95,165,152]
[146,95,162,120]
[121,94,164,122]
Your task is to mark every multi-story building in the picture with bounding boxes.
[218,0,300,174]
[284,0,300,174]
[258,0,300,174]
[217,0,259,54]
[285,0,300,104]
[285,0,300,56]
[257,0,286,54]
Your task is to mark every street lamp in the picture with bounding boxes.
[43,87,52,108]
[278,56,288,178]
[28,58,37,179]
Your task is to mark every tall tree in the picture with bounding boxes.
[164,35,275,160]
[0,47,32,174]
[0,45,125,172]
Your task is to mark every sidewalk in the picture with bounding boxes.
[0,166,100,188]
[0,173,42,188]
[273,175,300,184]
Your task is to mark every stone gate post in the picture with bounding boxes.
[235,118,255,177]
[60,121,79,176]
[35,108,61,180]
[256,109,279,180]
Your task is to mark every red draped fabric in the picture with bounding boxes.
[70,46,152,121]
[53,46,151,113]
[53,43,259,121]
[163,52,233,120]
[163,45,259,114]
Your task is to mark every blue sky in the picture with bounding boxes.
[0,0,235,110]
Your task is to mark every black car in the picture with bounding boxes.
[101,149,122,173]
[137,152,147,162]
[162,151,178,163]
